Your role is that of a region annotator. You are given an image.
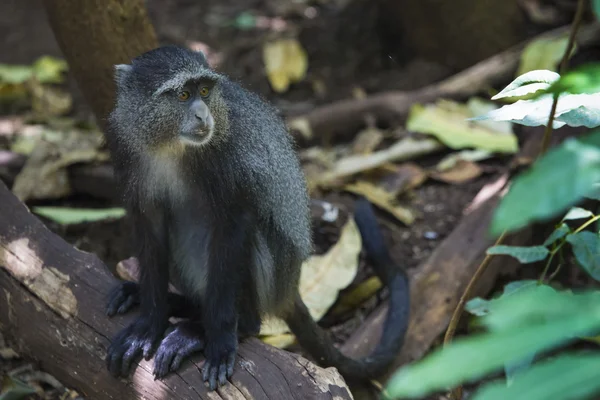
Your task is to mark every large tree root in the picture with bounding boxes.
[0,180,352,400]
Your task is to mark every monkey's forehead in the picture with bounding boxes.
[153,69,223,97]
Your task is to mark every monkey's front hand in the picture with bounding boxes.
[106,316,167,377]
[202,331,238,390]
[153,321,205,379]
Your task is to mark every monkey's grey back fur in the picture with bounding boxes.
[105,45,313,315]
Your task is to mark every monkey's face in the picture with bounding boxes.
[172,80,216,147]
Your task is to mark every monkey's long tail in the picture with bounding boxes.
[285,197,410,380]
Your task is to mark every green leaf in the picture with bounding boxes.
[407,102,518,153]
[594,0,600,22]
[546,63,600,95]
[472,353,600,400]
[543,223,571,246]
[486,245,549,263]
[465,280,537,318]
[563,207,594,220]
[492,70,560,101]
[473,92,600,129]
[504,352,536,385]
[465,297,491,316]
[31,55,68,84]
[233,11,257,29]
[517,35,569,76]
[0,376,36,400]
[0,64,33,84]
[490,132,600,236]
[385,289,600,399]
[566,231,600,281]
[32,207,126,225]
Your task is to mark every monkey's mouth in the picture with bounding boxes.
[180,127,214,146]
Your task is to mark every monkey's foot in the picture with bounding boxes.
[106,281,139,316]
[106,316,167,377]
[202,333,238,390]
[153,321,205,379]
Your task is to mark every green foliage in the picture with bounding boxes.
[0,55,67,85]
[471,353,600,400]
[486,245,549,263]
[473,70,600,129]
[566,232,600,282]
[385,287,600,399]
[491,70,560,101]
[543,223,570,246]
[563,206,594,220]
[593,0,600,23]
[0,376,36,400]
[490,131,600,236]
[32,206,126,225]
[546,63,600,95]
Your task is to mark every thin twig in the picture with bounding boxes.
[539,0,587,156]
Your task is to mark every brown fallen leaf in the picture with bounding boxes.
[260,217,362,336]
[11,128,108,201]
[344,180,416,225]
[263,38,308,93]
[351,126,385,155]
[331,276,383,316]
[315,137,444,188]
[430,159,483,184]
[376,162,428,196]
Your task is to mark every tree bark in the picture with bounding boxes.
[379,0,526,70]
[41,0,159,130]
[0,180,352,400]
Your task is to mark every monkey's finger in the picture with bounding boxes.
[208,367,218,391]
[122,345,142,375]
[218,362,228,386]
[153,349,173,379]
[117,295,137,314]
[226,352,236,378]
[143,338,159,360]
[106,350,124,377]
[202,361,211,382]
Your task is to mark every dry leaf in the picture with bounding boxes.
[344,180,415,225]
[407,99,518,154]
[260,218,362,335]
[12,129,108,201]
[430,159,483,184]
[315,137,443,187]
[331,276,382,316]
[377,162,428,196]
[263,38,308,93]
[351,126,384,154]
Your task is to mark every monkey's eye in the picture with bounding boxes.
[199,87,210,97]
[177,91,191,101]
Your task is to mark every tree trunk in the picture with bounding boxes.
[379,0,527,70]
[41,0,159,129]
[0,179,352,400]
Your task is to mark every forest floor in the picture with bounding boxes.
[0,0,594,399]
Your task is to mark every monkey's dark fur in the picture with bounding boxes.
[104,45,409,390]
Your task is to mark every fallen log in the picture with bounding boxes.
[0,179,353,400]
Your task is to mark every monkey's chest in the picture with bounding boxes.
[167,207,212,300]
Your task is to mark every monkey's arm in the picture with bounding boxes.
[201,211,254,390]
[106,281,196,318]
[106,206,171,377]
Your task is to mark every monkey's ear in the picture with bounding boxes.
[114,64,133,86]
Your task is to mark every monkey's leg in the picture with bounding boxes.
[106,208,171,377]
[237,287,261,338]
[106,281,195,318]
[153,320,205,378]
[201,213,253,390]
